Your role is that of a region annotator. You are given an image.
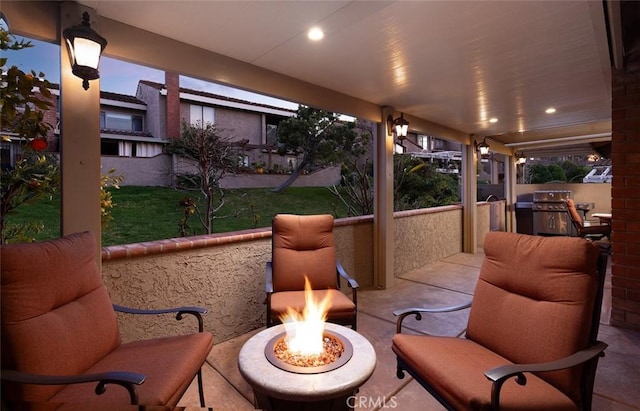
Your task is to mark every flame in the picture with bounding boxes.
[279,277,331,356]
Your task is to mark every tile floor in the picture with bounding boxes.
[178,251,640,411]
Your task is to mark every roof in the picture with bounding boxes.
[138,80,296,115]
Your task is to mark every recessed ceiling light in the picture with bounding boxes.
[308,27,324,41]
[545,107,556,114]
[489,118,498,123]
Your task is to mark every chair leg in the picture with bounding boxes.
[197,368,205,407]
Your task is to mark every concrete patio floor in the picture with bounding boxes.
[178,251,640,411]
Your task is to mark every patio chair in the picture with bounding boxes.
[1,231,214,408]
[393,232,608,410]
[565,199,611,240]
[265,214,359,330]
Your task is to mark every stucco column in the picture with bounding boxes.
[373,107,395,289]
[60,3,102,260]
[462,144,478,253]
[504,156,517,233]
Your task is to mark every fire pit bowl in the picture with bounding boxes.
[265,329,353,374]
[238,323,376,410]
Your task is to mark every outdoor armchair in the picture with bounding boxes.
[265,214,358,330]
[1,231,214,408]
[393,232,608,410]
[565,198,611,240]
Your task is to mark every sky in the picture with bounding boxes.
[3,33,298,110]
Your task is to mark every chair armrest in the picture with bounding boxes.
[393,302,472,334]
[336,261,359,289]
[1,369,145,405]
[112,304,207,333]
[336,261,358,307]
[266,261,274,294]
[484,341,607,407]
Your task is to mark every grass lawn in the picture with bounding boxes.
[5,186,349,246]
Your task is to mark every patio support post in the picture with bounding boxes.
[504,156,517,233]
[373,106,395,289]
[462,144,478,253]
[60,3,102,262]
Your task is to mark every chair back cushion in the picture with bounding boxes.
[1,232,121,401]
[566,199,584,229]
[272,214,337,292]
[467,232,600,405]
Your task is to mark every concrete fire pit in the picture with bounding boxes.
[238,323,376,411]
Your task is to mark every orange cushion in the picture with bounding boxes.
[1,232,121,401]
[270,289,355,321]
[272,214,337,291]
[392,335,577,411]
[50,332,213,407]
[467,232,599,405]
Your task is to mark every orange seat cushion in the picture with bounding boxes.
[51,333,213,407]
[392,335,577,411]
[270,289,356,321]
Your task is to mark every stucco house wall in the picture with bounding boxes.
[136,82,166,139]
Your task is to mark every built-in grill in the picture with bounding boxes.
[532,190,573,236]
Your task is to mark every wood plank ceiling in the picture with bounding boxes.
[78,0,615,153]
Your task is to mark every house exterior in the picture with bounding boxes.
[136,73,301,178]
[6,73,463,188]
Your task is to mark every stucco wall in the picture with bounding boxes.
[102,206,491,344]
[103,233,273,344]
[393,206,464,276]
[102,155,173,186]
[215,107,263,144]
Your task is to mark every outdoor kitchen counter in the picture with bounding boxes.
[238,323,376,405]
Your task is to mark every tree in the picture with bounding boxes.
[561,160,590,183]
[394,155,459,211]
[0,28,59,243]
[328,158,374,216]
[528,163,567,183]
[165,121,241,234]
[273,105,370,192]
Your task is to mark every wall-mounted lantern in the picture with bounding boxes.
[63,12,107,90]
[475,137,490,158]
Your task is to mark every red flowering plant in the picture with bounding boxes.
[1,27,60,243]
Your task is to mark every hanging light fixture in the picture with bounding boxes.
[475,137,490,157]
[387,113,410,141]
[63,11,107,90]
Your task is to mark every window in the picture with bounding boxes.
[101,139,119,156]
[190,105,215,126]
[265,114,282,145]
[101,139,162,158]
[418,135,429,150]
[100,111,144,132]
[266,124,278,146]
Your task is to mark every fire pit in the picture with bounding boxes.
[238,323,375,411]
[239,278,375,410]
[265,328,353,374]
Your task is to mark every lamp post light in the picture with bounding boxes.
[63,12,107,90]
